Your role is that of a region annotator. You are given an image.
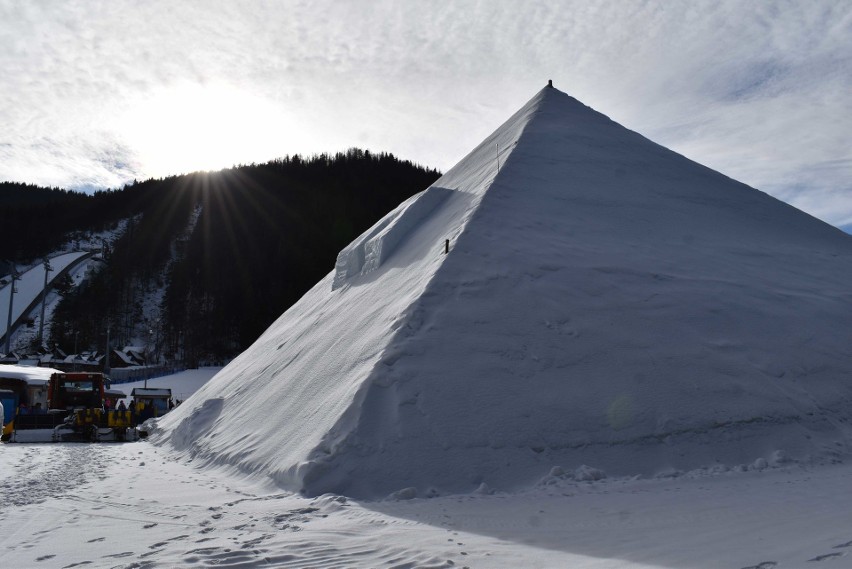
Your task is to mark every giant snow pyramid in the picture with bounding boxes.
[156,85,852,498]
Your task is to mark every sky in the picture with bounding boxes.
[1,1,851,229]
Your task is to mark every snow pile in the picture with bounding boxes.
[154,85,852,499]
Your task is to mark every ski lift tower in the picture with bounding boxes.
[4,261,20,355]
[37,257,53,346]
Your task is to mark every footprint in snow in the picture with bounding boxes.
[809,552,845,562]
[101,551,134,559]
[35,554,56,562]
[741,563,777,569]
[833,540,852,549]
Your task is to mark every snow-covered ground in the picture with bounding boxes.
[110,367,223,404]
[2,440,852,568]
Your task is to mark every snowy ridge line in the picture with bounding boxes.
[302,91,557,494]
[291,94,543,496]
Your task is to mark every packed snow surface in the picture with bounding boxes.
[4,441,852,569]
[154,86,852,499]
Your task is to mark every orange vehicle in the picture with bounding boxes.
[48,372,104,410]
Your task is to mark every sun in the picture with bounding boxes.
[123,83,291,177]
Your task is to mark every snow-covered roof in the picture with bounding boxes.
[131,388,171,397]
[112,350,136,365]
[0,364,61,384]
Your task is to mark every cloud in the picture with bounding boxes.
[0,0,850,227]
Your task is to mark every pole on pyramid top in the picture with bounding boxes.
[548,79,553,88]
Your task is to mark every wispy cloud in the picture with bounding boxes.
[0,0,850,227]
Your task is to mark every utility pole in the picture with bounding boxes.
[4,262,19,355]
[38,257,53,347]
[104,324,111,376]
[144,335,149,388]
[154,318,160,365]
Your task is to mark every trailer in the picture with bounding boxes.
[129,387,172,417]
[0,364,55,441]
[128,387,173,438]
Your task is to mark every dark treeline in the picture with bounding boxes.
[0,179,193,269]
[46,149,440,363]
[0,182,125,266]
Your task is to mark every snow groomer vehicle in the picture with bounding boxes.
[4,372,137,442]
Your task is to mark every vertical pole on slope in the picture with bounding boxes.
[496,143,500,173]
[4,261,17,355]
[38,257,52,346]
[444,239,449,255]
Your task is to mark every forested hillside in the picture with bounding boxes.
[44,150,439,363]
[0,182,130,265]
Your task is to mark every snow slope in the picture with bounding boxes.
[154,85,852,499]
[0,251,92,343]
